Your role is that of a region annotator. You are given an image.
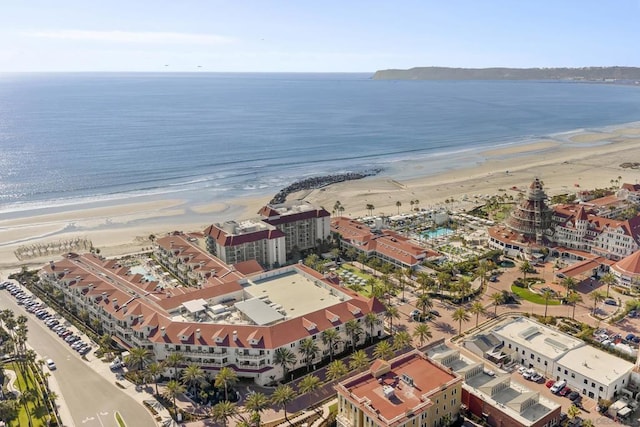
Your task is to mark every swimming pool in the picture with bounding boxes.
[129,265,158,282]
[421,227,454,239]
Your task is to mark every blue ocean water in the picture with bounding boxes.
[1,72,640,214]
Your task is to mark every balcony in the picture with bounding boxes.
[235,352,266,361]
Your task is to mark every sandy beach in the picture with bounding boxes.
[3,125,640,276]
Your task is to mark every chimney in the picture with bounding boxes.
[122,304,127,314]
[170,241,174,248]
[113,298,118,307]
[232,330,238,342]
[161,326,166,337]
[138,314,144,323]
[195,328,201,340]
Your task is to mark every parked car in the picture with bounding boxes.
[567,391,581,401]
[430,310,441,317]
[489,276,498,282]
[518,366,528,375]
[558,387,572,397]
[551,380,567,394]
[522,369,536,380]
[545,379,555,388]
[79,346,91,355]
[626,333,636,341]
[530,373,543,382]
[605,299,617,306]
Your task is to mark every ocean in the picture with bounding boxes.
[1,72,640,215]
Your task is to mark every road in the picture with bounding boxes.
[0,289,156,427]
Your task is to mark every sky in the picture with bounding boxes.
[1,0,640,72]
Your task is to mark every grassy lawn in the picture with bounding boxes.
[511,285,561,306]
[6,362,50,427]
[338,265,378,297]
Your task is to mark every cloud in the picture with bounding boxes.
[23,30,234,45]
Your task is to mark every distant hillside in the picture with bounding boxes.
[372,66,640,81]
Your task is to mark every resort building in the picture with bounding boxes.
[204,220,286,269]
[505,178,552,244]
[38,234,385,385]
[331,217,438,270]
[618,183,640,205]
[335,350,463,427]
[488,178,640,262]
[464,317,634,401]
[257,201,331,259]
[549,204,640,261]
[611,250,640,290]
[427,343,561,427]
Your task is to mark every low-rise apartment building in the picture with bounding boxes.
[335,350,463,427]
[38,234,385,385]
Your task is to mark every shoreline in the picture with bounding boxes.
[3,123,640,276]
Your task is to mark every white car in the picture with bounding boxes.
[46,358,56,370]
[522,369,535,380]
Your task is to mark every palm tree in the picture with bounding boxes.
[366,204,375,216]
[365,277,377,296]
[416,272,433,297]
[321,328,340,361]
[333,201,343,216]
[437,271,450,294]
[298,338,320,372]
[364,312,381,343]
[345,319,363,351]
[384,305,400,332]
[470,301,486,327]
[412,323,433,347]
[373,340,394,360]
[519,260,532,283]
[215,367,239,401]
[476,260,489,288]
[273,347,297,381]
[182,364,206,395]
[125,346,153,373]
[165,352,184,380]
[298,374,321,396]
[561,276,578,298]
[271,384,296,421]
[600,273,616,298]
[18,389,35,426]
[146,362,164,396]
[395,201,402,214]
[394,270,407,302]
[566,291,582,319]
[348,350,370,371]
[452,307,470,334]
[164,379,186,417]
[211,401,239,427]
[326,360,348,381]
[490,292,504,315]
[417,294,433,320]
[542,289,554,318]
[392,330,412,351]
[244,392,269,426]
[590,290,606,315]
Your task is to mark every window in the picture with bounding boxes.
[564,370,568,375]
[584,379,588,385]
[591,382,595,388]
[544,361,547,366]
[508,344,511,349]
[557,367,561,372]
[531,354,534,359]
[571,373,575,378]
[599,386,603,391]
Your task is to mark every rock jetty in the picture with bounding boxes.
[270,169,382,204]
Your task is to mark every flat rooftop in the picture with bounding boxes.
[556,345,634,385]
[491,317,583,360]
[245,270,350,318]
[340,352,459,423]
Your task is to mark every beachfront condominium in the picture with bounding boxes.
[38,232,385,385]
[204,220,286,269]
[257,200,331,259]
[335,350,463,427]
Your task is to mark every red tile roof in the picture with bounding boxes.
[204,223,285,246]
[613,251,640,276]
